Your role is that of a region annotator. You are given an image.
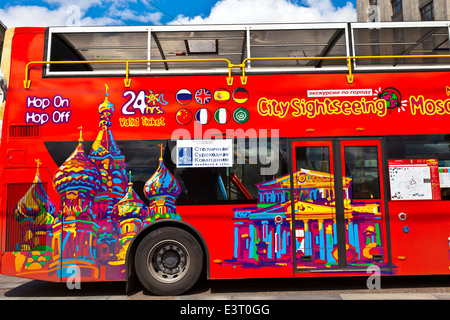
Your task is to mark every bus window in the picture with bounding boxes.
[386,134,450,200]
[295,146,330,173]
[49,31,149,72]
[0,21,5,62]
[174,138,288,205]
[0,22,7,107]
[66,138,288,206]
[344,146,380,199]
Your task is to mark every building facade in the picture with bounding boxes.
[357,0,450,22]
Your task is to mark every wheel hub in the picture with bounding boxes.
[156,244,186,275]
[149,240,190,283]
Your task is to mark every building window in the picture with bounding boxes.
[420,1,434,21]
[391,0,403,18]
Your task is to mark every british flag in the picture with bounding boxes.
[195,88,211,105]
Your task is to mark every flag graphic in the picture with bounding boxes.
[232,88,249,104]
[195,89,212,105]
[195,108,212,124]
[176,89,192,105]
[233,107,250,124]
[214,108,231,124]
[176,108,193,125]
[214,88,230,104]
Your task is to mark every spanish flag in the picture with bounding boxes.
[232,88,248,104]
[214,88,230,104]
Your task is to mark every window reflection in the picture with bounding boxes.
[344,146,380,199]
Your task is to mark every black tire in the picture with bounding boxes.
[134,227,203,296]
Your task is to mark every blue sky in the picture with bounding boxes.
[0,0,357,28]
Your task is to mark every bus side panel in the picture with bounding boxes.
[389,201,450,275]
[0,28,56,281]
[179,204,294,280]
[0,165,61,281]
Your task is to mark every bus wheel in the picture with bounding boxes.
[134,227,203,296]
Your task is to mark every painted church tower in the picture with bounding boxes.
[53,127,101,270]
[144,144,181,221]
[89,85,128,218]
[14,159,55,251]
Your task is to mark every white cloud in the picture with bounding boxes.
[0,0,356,28]
[0,5,67,27]
[0,0,161,27]
[170,0,356,25]
[0,4,122,27]
[42,0,103,11]
[107,7,163,24]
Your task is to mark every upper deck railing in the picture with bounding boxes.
[22,21,450,88]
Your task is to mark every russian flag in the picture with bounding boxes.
[195,108,212,125]
[176,89,192,105]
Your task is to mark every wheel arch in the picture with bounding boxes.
[125,219,210,292]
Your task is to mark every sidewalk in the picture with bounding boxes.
[175,292,450,300]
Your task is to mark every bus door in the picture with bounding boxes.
[292,139,390,271]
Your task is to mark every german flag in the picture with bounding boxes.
[232,88,248,104]
[214,88,230,104]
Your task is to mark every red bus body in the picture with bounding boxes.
[1,25,450,290]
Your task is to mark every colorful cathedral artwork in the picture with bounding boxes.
[222,168,389,271]
[12,85,182,280]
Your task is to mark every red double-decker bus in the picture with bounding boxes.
[1,21,450,295]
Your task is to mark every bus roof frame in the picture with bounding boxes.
[44,22,351,78]
[22,21,450,89]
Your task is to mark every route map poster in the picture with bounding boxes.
[438,167,450,188]
[388,159,441,201]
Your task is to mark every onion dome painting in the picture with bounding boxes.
[90,84,123,159]
[144,144,181,221]
[54,127,101,203]
[98,84,115,128]
[14,159,56,251]
[112,172,149,222]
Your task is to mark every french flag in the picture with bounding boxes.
[195,108,211,125]
[176,89,192,105]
